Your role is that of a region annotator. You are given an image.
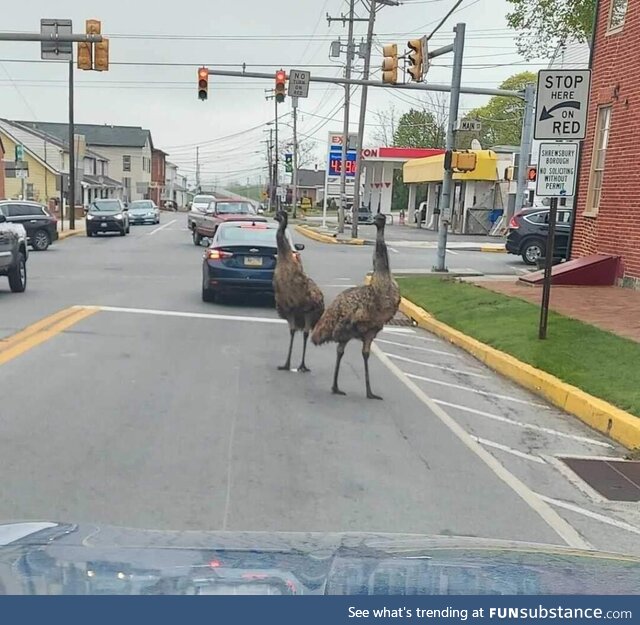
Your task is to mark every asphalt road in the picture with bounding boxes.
[0,214,637,556]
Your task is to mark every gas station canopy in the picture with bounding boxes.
[403,149,499,184]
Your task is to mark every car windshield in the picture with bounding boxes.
[193,196,215,205]
[213,202,254,214]
[90,200,121,212]
[216,225,279,244]
[130,201,154,209]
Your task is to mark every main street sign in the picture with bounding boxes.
[534,70,591,140]
[535,142,579,197]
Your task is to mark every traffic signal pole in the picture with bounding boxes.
[291,97,299,219]
[274,96,280,211]
[68,59,76,230]
[434,23,465,273]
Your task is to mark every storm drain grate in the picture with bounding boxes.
[561,457,640,502]
[386,314,413,327]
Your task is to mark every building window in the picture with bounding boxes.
[123,155,131,172]
[586,105,612,216]
[608,0,628,32]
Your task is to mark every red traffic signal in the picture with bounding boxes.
[275,69,286,103]
[527,166,537,182]
[198,67,209,101]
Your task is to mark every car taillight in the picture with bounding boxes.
[206,249,233,260]
[509,215,520,229]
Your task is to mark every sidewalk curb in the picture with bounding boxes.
[294,224,368,246]
[58,228,85,241]
[480,245,506,253]
[399,296,640,450]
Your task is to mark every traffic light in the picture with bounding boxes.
[275,69,286,103]
[381,44,398,84]
[198,67,209,101]
[527,166,537,182]
[94,38,109,71]
[444,150,477,172]
[285,153,293,173]
[407,37,426,82]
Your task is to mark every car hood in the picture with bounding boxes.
[1,522,639,595]
[0,222,27,238]
[129,208,156,214]
[88,210,122,217]
[216,214,267,222]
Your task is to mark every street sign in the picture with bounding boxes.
[40,19,73,61]
[288,69,310,98]
[14,145,24,161]
[458,119,481,132]
[535,142,579,197]
[534,69,591,140]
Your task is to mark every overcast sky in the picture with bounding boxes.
[2,0,546,187]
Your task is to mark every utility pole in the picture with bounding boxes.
[274,96,280,211]
[351,0,398,239]
[434,23,465,273]
[68,60,76,230]
[514,82,536,215]
[338,0,356,234]
[265,134,274,212]
[291,97,299,219]
[195,146,201,193]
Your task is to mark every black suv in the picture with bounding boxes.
[86,199,130,237]
[0,213,28,292]
[0,200,59,251]
[506,207,572,265]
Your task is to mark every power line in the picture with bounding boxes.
[427,0,467,40]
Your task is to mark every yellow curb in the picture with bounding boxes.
[480,245,507,253]
[399,296,640,450]
[58,228,85,241]
[294,224,366,246]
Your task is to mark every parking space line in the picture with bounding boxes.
[446,249,459,255]
[537,494,640,537]
[405,373,547,407]
[473,437,546,464]
[373,344,592,549]
[377,338,465,359]
[322,284,357,288]
[383,352,488,378]
[95,305,286,324]
[148,219,177,235]
[0,306,99,367]
[433,400,614,448]
[381,327,415,335]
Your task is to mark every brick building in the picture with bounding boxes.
[572,0,639,287]
[150,148,167,206]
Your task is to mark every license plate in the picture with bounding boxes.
[101,222,107,227]
[244,257,263,267]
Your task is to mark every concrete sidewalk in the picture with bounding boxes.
[478,281,640,343]
[57,218,86,240]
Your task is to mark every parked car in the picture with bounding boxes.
[201,220,303,302]
[345,205,374,225]
[0,200,59,251]
[127,200,160,225]
[192,200,266,246]
[506,207,572,265]
[187,194,217,234]
[85,199,130,237]
[0,213,28,292]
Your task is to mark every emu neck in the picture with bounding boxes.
[276,220,294,260]
[372,227,390,278]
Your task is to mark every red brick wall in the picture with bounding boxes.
[573,0,640,283]
[151,149,166,206]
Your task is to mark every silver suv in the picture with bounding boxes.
[0,212,28,292]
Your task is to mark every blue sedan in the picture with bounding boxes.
[201,220,303,303]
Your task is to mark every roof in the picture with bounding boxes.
[82,174,123,189]
[403,150,499,184]
[297,169,325,188]
[16,121,152,149]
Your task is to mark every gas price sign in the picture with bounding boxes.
[328,147,357,177]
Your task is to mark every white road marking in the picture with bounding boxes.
[336,278,352,281]
[222,376,240,531]
[381,327,415,335]
[94,305,286,325]
[147,219,177,235]
[538,494,640,537]
[372,345,592,549]
[434,400,614,448]
[322,284,357,288]
[446,249,459,255]
[405,373,547,407]
[474,437,547,464]
[389,247,400,254]
[411,334,439,344]
[377,338,465,359]
[383,352,488,379]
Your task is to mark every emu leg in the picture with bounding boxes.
[332,342,347,395]
[363,337,382,400]
[278,328,295,371]
[298,331,311,373]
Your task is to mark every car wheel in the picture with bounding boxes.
[202,286,217,303]
[193,229,202,246]
[8,253,27,293]
[31,229,51,251]
[522,238,545,265]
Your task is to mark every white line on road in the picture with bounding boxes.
[446,249,459,255]
[473,437,547,464]
[95,305,286,324]
[377,338,465,359]
[537,494,640,537]
[381,327,415,335]
[147,219,177,235]
[372,344,592,550]
[405,373,547,407]
[322,284,357,288]
[383,352,488,378]
[434,400,614,448]
[389,247,400,254]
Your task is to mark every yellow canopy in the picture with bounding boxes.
[403,149,498,184]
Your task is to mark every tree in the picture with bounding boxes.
[393,108,446,149]
[371,105,399,147]
[464,72,536,148]
[506,0,595,58]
